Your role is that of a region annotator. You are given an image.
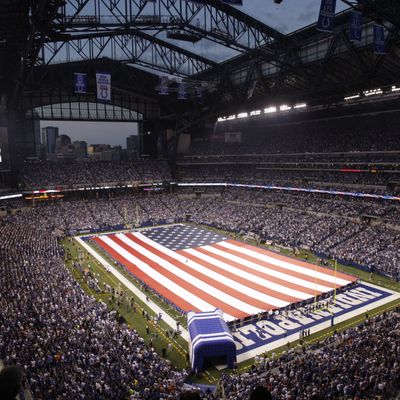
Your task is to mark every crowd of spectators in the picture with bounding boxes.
[0,210,187,399]
[3,113,400,399]
[18,160,172,189]
[1,188,400,399]
[9,186,398,279]
[178,164,399,193]
[10,185,400,277]
[188,113,400,155]
[178,112,400,195]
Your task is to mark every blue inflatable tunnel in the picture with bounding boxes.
[187,309,237,372]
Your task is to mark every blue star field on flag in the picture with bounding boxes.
[141,224,227,251]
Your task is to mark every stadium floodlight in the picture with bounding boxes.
[0,193,22,200]
[237,112,248,118]
[226,115,236,120]
[344,94,360,101]
[294,103,307,109]
[217,117,227,122]
[279,104,291,111]
[264,106,277,113]
[363,88,382,96]
[392,85,400,92]
[250,110,261,116]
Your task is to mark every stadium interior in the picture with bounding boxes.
[1,0,400,399]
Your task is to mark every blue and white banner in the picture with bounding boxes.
[178,82,188,100]
[96,72,111,102]
[349,11,362,42]
[221,0,243,5]
[74,73,87,94]
[158,76,169,96]
[373,25,386,55]
[317,0,336,33]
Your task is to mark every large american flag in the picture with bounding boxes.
[92,224,356,321]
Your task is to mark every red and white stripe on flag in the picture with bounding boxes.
[93,232,356,321]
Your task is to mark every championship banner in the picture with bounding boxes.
[158,76,169,95]
[349,10,362,42]
[317,0,336,33]
[96,72,111,102]
[178,82,188,100]
[373,25,386,55]
[74,73,87,94]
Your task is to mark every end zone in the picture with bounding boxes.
[231,282,400,365]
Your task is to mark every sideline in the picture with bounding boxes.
[74,236,190,341]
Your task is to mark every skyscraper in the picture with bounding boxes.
[41,126,59,155]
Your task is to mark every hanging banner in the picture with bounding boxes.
[96,72,111,102]
[349,10,362,42]
[247,80,257,99]
[74,73,87,94]
[373,25,386,55]
[178,82,188,100]
[158,76,169,95]
[317,0,336,33]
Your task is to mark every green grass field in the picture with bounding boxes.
[62,226,400,384]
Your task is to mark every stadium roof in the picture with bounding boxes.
[2,0,400,119]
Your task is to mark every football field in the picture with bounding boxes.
[75,223,400,365]
[89,224,357,321]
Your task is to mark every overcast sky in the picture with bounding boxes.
[45,1,349,147]
[41,120,137,148]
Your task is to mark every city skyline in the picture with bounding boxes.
[40,120,138,148]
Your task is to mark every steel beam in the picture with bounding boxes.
[40,29,217,76]
[53,0,285,52]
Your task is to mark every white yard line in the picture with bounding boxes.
[74,236,189,341]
